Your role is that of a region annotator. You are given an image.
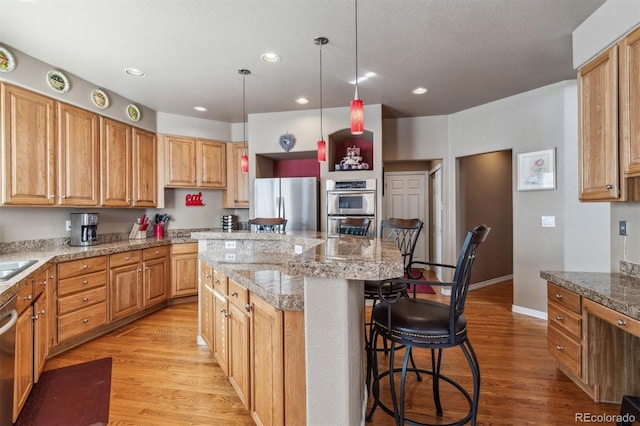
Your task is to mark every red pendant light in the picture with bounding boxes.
[239,69,250,173]
[315,36,328,162]
[350,0,364,135]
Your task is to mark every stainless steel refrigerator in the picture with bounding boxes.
[254,177,319,232]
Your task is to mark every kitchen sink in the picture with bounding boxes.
[0,259,37,281]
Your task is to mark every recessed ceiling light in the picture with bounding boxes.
[412,87,428,95]
[193,106,208,112]
[295,97,309,105]
[124,68,145,77]
[260,52,282,63]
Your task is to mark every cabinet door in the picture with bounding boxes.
[2,84,56,205]
[13,307,33,422]
[229,301,251,409]
[198,140,227,188]
[213,290,229,375]
[133,128,157,207]
[33,293,48,383]
[171,247,198,298]
[143,256,168,307]
[621,27,640,176]
[110,263,142,321]
[58,102,100,206]
[223,143,250,208]
[201,283,214,349]
[165,136,196,187]
[250,294,284,426]
[101,117,132,207]
[578,46,619,201]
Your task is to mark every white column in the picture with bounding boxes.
[304,277,365,425]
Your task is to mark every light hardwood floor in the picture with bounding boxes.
[44,281,622,425]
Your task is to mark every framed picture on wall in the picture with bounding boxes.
[517,148,556,191]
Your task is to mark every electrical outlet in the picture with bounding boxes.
[225,240,237,249]
[65,220,71,231]
[619,220,628,236]
[541,216,556,228]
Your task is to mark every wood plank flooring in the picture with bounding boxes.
[44,281,623,425]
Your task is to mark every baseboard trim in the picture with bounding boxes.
[512,304,547,320]
[440,274,513,296]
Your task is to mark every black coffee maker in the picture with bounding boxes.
[70,213,100,246]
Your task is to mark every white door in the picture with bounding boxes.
[384,172,428,262]
[430,165,444,281]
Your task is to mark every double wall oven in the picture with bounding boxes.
[326,179,376,237]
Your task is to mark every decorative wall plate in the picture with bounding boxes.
[126,104,141,122]
[279,132,296,152]
[46,70,70,93]
[91,88,109,109]
[0,47,16,72]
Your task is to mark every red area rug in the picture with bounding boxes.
[15,357,112,426]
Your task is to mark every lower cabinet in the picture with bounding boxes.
[171,243,199,298]
[199,262,306,426]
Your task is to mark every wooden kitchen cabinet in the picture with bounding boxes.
[171,243,199,298]
[57,102,100,206]
[212,270,229,375]
[142,246,169,307]
[200,262,215,348]
[101,117,132,207]
[164,135,227,188]
[57,256,108,343]
[1,83,57,206]
[132,128,158,207]
[578,46,620,201]
[547,283,583,379]
[223,142,250,208]
[13,280,34,422]
[109,251,143,321]
[228,279,251,409]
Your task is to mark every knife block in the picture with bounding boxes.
[129,223,148,240]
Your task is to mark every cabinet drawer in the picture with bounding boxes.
[58,286,106,315]
[228,279,249,309]
[547,283,581,314]
[58,270,107,296]
[548,325,582,378]
[172,242,198,255]
[143,245,170,261]
[213,270,228,295]
[583,299,640,339]
[110,250,141,268]
[58,256,107,280]
[58,302,107,342]
[548,301,581,339]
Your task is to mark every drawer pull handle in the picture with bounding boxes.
[245,304,251,312]
[605,184,614,189]
[125,256,131,260]
[555,345,563,351]
[617,319,627,326]
[206,274,212,279]
[555,315,564,321]
[555,294,563,300]
[82,264,88,269]
[82,297,89,302]
[24,295,32,301]
[82,280,88,284]
[82,318,89,323]
[214,279,220,284]
[39,309,45,315]
[231,291,238,297]
[154,251,160,254]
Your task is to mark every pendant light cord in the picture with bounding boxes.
[354,0,359,100]
[243,72,247,151]
[320,41,323,140]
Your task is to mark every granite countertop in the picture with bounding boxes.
[540,270,640,321]
[195,230,404,311]
[0,236,198,307]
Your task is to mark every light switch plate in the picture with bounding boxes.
[541,216,556,227]
[225,240,237,249]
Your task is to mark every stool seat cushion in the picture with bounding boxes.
[372,299,467,343]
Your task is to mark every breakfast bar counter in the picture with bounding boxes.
[193,230,404,426]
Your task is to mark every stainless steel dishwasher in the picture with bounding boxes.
[0,296,17,426]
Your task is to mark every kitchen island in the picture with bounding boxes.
[541,268,640,403]
[193,230,404,426]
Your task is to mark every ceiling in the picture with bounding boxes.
[1,0,605,123]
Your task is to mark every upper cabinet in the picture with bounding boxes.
[1,82,158,208]
[578,25,640,202]
[223,143,249,208]
[578,46,619,201]
[164,136,226,189]
[1,84,56,205]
